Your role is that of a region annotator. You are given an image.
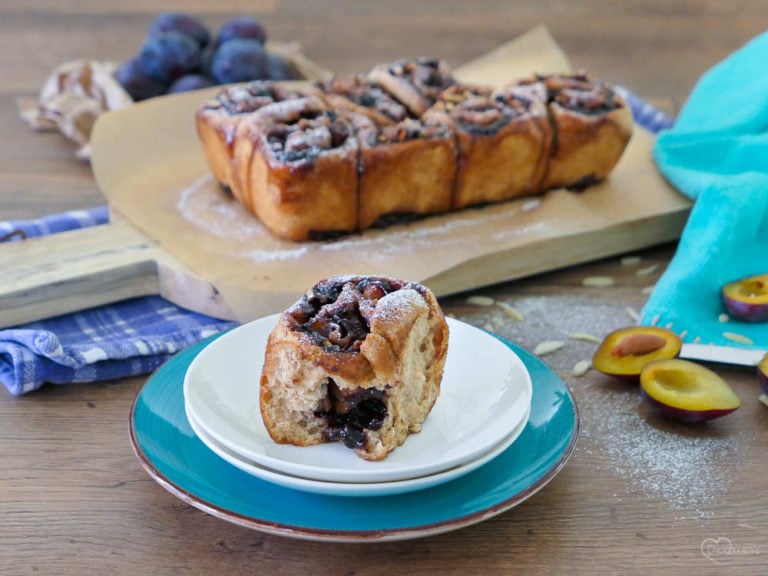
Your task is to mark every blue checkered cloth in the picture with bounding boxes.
[0,209,237,395]
[0,87,671,396]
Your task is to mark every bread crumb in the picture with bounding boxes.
[466,295,495,307]
[759,394,768,408]
[534,340,565,356]
[718,313,729,323]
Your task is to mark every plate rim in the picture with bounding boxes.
[183,315,533,483]
[129,330,580,543]
[186,401,531,497]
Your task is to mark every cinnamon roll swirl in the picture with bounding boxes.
[319,75,410,125]
[195,81,314,193]
[260,275,449,461]
[424,83,551,209]
[519,73,633,191]
[367,57,456,116]
[232,96,359,241]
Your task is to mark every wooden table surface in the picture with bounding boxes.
[2,1,768,574]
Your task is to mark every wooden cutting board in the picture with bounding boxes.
[0,159,690,329]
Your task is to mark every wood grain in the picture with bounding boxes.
[2,2,768,575]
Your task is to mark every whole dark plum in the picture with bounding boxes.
[265,53,298,81]
[148,12,211,47]
[210,38,268,84]
[138,31,202,84]
[216,16,267,46]
[168,74,216,94]
[115,58,168,101]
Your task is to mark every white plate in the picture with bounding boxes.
[187,405,530,497]
[184,315,532,484]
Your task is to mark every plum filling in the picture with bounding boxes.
[288,276,404,351]
[265,110,351,166]
[315,380,388,449]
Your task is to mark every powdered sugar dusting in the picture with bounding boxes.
[581,385,738,518]
[177,175,264,241]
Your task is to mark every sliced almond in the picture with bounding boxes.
[636,264,659,276]
[582,276,615,287]
[572,359,592,376]
[568,332,601,343]
[534,340,565,356]
[611,333,667,357]
[466,295,495,307]
[723,331,754,345]
[495,301,524,321]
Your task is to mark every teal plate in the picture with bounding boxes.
[129,333,579,542]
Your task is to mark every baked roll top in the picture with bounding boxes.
[520,72,633,191]
[319,75,411,125]
[232,96,359,240]
[367,57,456,116]
[424,83,552,209]
[195,81,312,192]
[260,275,449,461]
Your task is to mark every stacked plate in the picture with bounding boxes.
[183,315,533,497]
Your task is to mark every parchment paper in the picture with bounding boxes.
[90,25,691,322]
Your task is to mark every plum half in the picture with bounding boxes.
[592,326,682,379]
[722,273,768,322]
[640,359,740,422]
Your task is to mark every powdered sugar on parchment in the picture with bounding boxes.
[175,173,549,264]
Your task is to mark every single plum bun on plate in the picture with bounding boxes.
[722,273,768,322]
[592,326,682,379]
[259,275,449,461]
[640,359,741,423]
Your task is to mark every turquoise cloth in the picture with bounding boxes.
[645,31,768,350]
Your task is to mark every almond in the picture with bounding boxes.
[611,333,667,357]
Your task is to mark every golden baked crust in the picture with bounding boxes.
[424,83,552,209]
[232,96,359,241]
[259,275,449,461]
[523,73,634,191]
[353,114,457,230]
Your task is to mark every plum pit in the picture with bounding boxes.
[592,326,682,379]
